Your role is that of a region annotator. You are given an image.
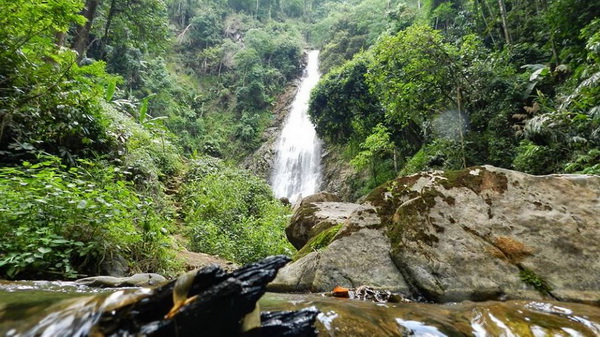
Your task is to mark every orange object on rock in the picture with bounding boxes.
[332,286,350,298]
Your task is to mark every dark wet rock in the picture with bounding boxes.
[95,255,319,337]
[75,273,167,287]
[255,307,321,337]
[279,197,291,206]
[100,254,129,277]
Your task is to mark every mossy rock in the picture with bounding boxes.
[293,224,343,261]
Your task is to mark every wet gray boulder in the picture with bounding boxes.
[75,273,167,287]
[374,166,600,303]
[285,192,355,250]
[271,204,409,293]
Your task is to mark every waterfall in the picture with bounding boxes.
[271,50,322,203]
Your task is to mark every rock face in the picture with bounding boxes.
[242,71,301,182]
[272,202,409,293]
[319,145,357,201]
[273,166,600,304]
[285,192,354,250]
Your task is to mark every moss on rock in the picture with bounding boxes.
[440,167,508,194]
[293,224,344,261]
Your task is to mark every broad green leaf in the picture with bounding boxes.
[38,247,52,254]
[106,79,117,101]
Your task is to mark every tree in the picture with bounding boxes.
[0,0,117,162]
[309,54,383,144]
[366,24,459,130]
[72,0,101,59]
[350,124,395,184]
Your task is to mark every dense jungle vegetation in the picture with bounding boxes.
[309,0,600,197]
[1,0,598,279]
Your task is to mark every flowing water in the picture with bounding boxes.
[2,281,600,336]
[271,50,322,203]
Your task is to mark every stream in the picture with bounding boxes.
[1,281,599,336]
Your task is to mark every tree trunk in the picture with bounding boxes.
[55,32,66,48]
[72,0,101,60]
[101,0,118,56]
[497,0,511,45]
[456,87,466,169]
[474,0,496,46]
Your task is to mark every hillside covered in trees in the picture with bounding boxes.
[310,0,600,197]
[1,0,598,279]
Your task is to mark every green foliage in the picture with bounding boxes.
[564,149,600,175]
[400,139,464,176]
[367,24,459,128]
[311,0,413,73]
[513,140,562,175]
[519,268,552,295]
[180,157,295,264]
[309,54,383,144]
[351,124,394,179]
[0,155,175,279]
[0,0,120,163]
[102,101,183,187]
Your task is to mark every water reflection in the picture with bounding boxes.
[1,282,600,337]
[259,293,600,337]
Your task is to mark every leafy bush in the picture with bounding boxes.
[102,101,183,187]
[179,157,294,264]
[0,156,175,279]
[513,140,563,175]
[400,139,465,176]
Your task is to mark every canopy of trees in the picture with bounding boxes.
[309,0,600,196]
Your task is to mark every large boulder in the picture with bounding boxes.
[285,192,356,250]
[274,166,600,304]
[369,165,600,303]
[271,204,409,293]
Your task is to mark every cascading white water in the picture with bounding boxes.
[271,50,322,203]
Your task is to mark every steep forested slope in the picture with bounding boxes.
[0,0,314,279]
[309,0,600,198]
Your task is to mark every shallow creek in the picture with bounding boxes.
[1,281,599,336]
